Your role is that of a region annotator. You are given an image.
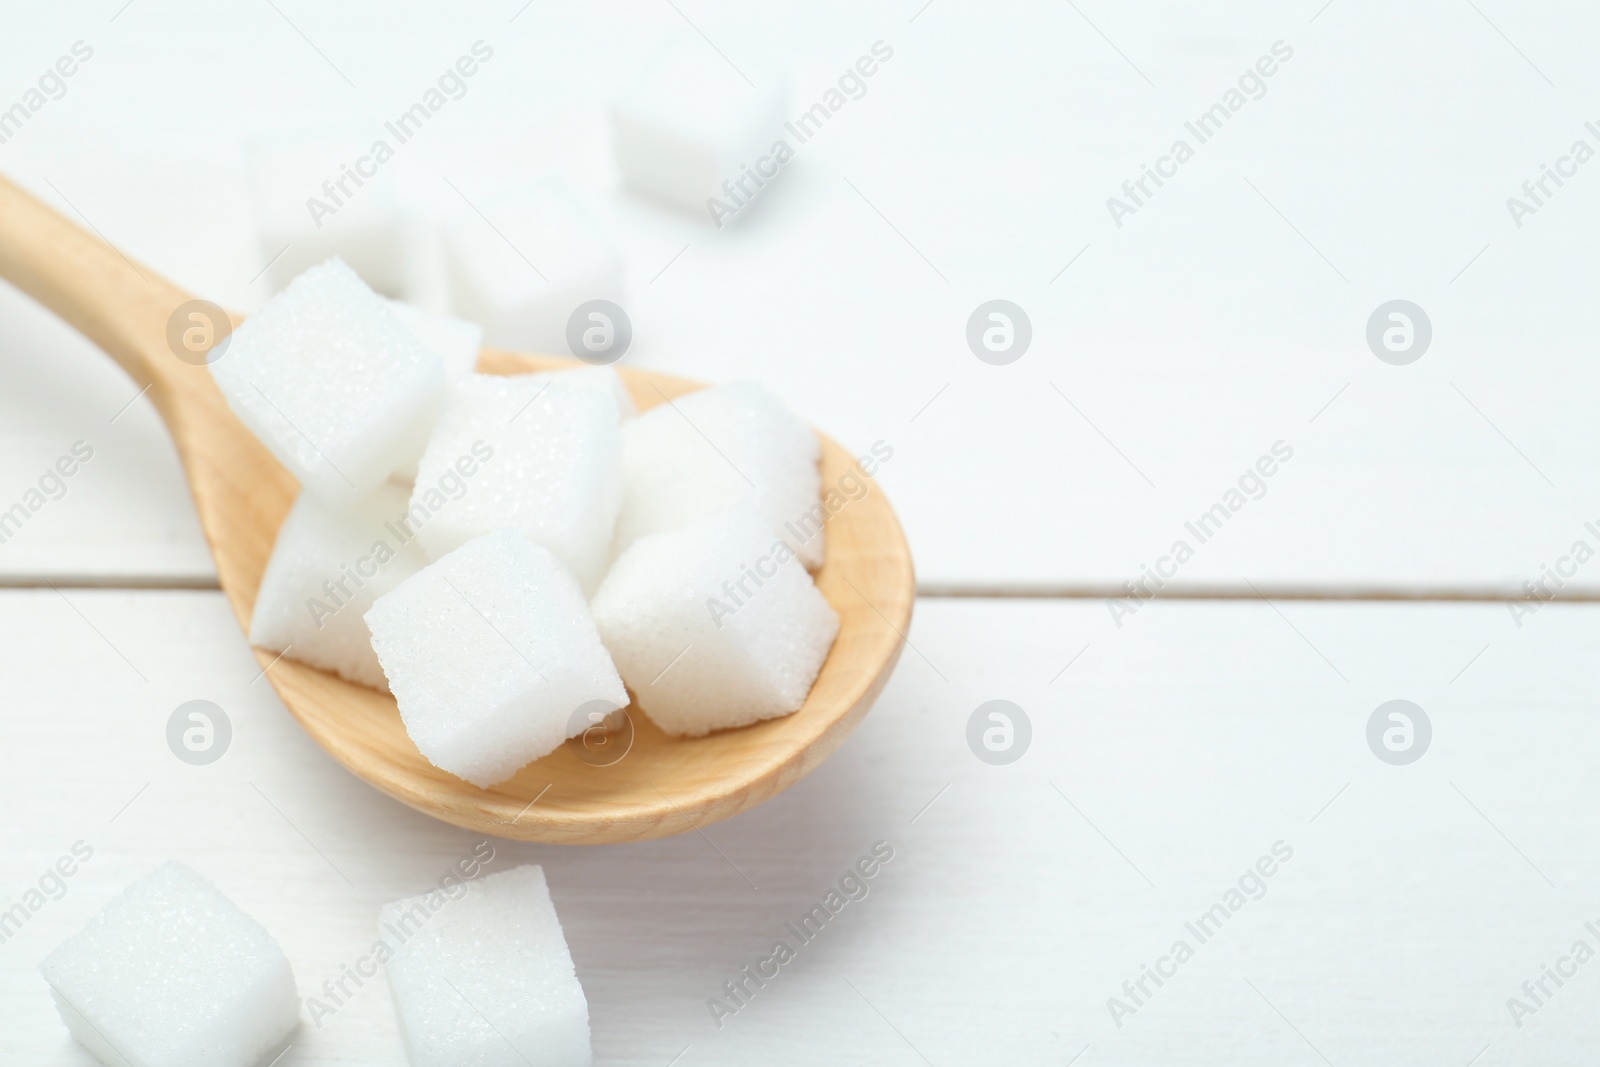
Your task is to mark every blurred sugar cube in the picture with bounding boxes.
[365,530,626,787]
[388,299,483,382]
[211,258,444,502]
[39,861,298,1067]
[610,44,787,220]
[442,182,623,353]
[593,507,838,736]
[250,481,427,691]
[247,126,428,300]
[385,300,480,482]
[523,365,637,420]
[381,864,591,1066]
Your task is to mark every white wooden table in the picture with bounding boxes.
[2,2,1597,1063]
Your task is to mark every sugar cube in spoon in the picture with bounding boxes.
[593,507,839,736]
[250,481,427,691]
[388,299,483,382]
[366,530,626,787]
[211,258,443,502]
[616,381,823,568]
[410,374,622,593]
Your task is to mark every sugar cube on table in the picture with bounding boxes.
[381,864,590,1067]
[592,507,839,737]
[410,374,623,592]
[610,44,787,220]
[388,299,483,382]
[617,381,824,569]
[212,258,444,503]
[366,530,626,787]
[442,183,623,353]
[39,861,298,1067]
[247,126,425,299]
[250,481,427,691]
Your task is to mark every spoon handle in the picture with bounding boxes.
[0,171,286,618]
[0,173,203,410]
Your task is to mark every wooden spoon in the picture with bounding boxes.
[0,174,914,844]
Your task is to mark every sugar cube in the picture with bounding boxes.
[384,298,481,482]
[39,861,298,1067]
[388,299,483,382]
[610,44,787,220]
[617,381,824,569]
[411,374,622,593]
[366,530,627,787]
[592,507,839,736]
[250,481,428,691]
[381,864,590,1067]
[522,364,636,421]
[247,126,420,299]
[442,183,623,353]
[213,258,444,502]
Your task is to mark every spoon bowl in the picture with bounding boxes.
[0,174,913,843]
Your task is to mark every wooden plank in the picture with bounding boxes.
[0,592,1594,1063]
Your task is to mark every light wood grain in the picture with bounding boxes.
[0,173,914,844]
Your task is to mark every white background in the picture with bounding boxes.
[2,1,1598,1063]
